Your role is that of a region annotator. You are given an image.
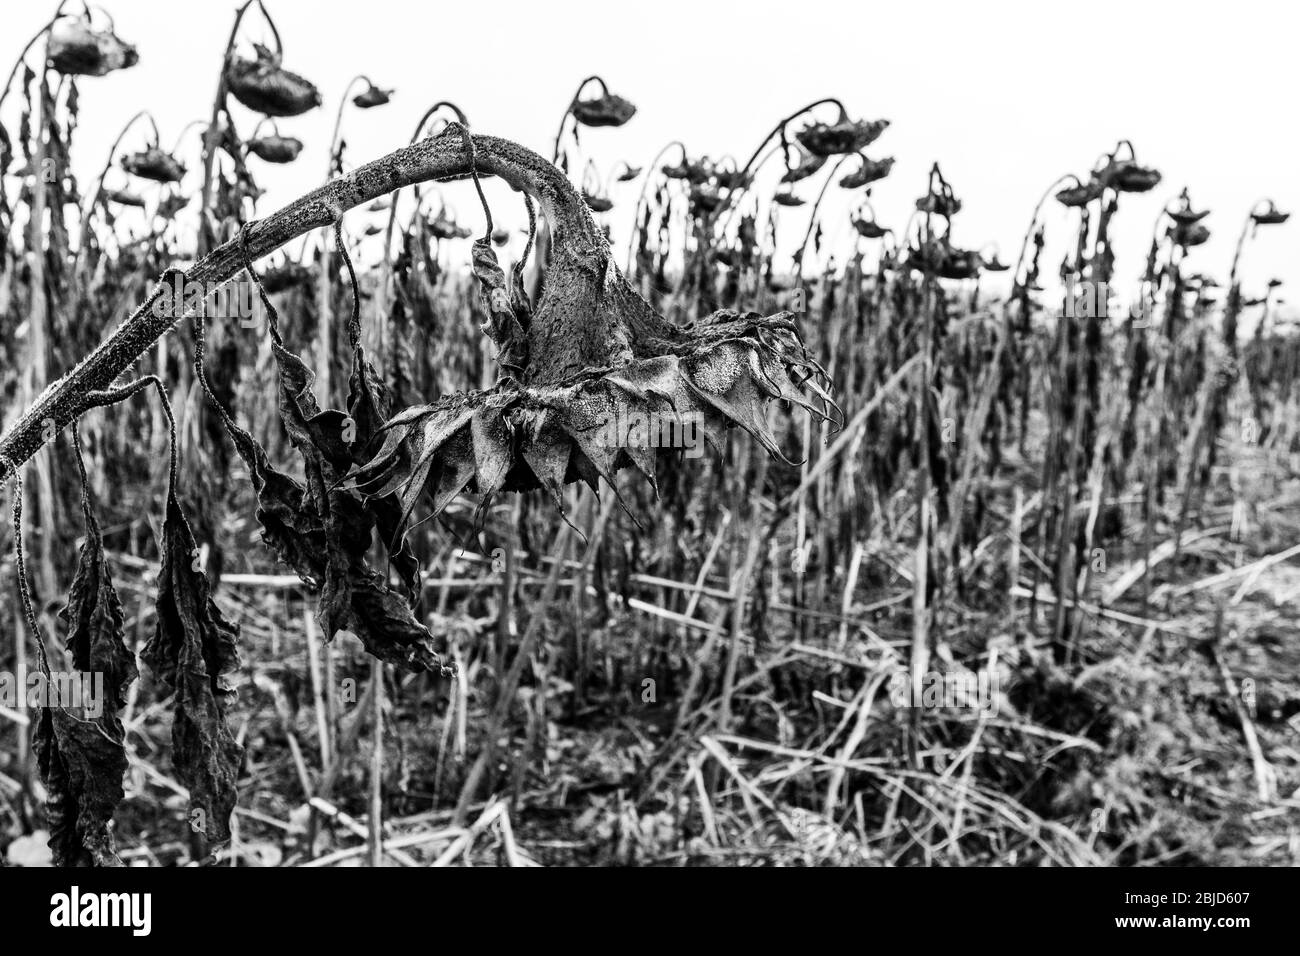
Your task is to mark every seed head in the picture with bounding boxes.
[247,135,304,164]
[839,156,894,189]
[226,44,322,118]
[795,114,889,157]
[48,15,138,77]
[571,92,637,128]
[121,148,186,184]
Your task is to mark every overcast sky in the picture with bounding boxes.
[7,0,1298,306]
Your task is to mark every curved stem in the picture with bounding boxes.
[712,143,782,245]
[708,97,847,228]
[1012,173,1080,288]
[793,155,852,285]
[551,74,607,164]
[75,109,159,270]
[1224,207,1262,330]
[1228,202,1272,291]
[326,75,369,180]
[375,101,471,363]
[1,130,599,484]
[198,0,280,253]
[623,139,686,273]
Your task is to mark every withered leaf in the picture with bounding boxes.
[140,494,244,847]
[472,239,529,377]
[59,495,137,710]
[36,702,128,867]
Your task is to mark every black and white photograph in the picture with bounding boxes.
[0,0,1293,929]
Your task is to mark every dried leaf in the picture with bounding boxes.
[140,495,244,847]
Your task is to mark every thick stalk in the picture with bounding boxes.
[0,131,600,485]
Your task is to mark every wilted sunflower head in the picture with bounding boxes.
[103,188,146,209]
[582,190,614,213]
[795,112,889,157]
[352,82,394,109]
[48,14,138,77]
[121,147,186,184]
[908,238,980,280]
[850,212,888,239]
[1251,201,1291,226]
[712,168,753,191]
[1055,179,1103,208]
[1099,159,1161,194]
[428,212,473,241]
[780,150,827,184]
[571,92,637,128]
[226,44,322,118]
[915,192,962,218]
[662,157,713,185]
[839,156,894,189]
[247,134,304,164]
[1169,222,1210,248]
[344,130,835,539]
[1168,207,1209,226]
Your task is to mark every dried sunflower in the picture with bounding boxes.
[1168,207,1209,226]
[582,190,614,214]
[851,213,888,239]
[226,44,322,118]
[345,131,834,535]
[103,189,146,209]
[915,193,962,217]
[1100,159,1161,194]
[909,239,980,279]
[1251,201,1290,226]
[247,134,304,164]
[712,169,753,191]
[662,159,712,184]
[571,92,637,128]
[839,156,894,189]
[1055,180,1103,208]
[352,83,394,109]
[47,15,138,77]
[795,113,889,157]
[780,151,827,184]
[428,213,472,241]
[121,148,186,184]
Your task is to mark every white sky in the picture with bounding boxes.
[7,0,1298,308]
